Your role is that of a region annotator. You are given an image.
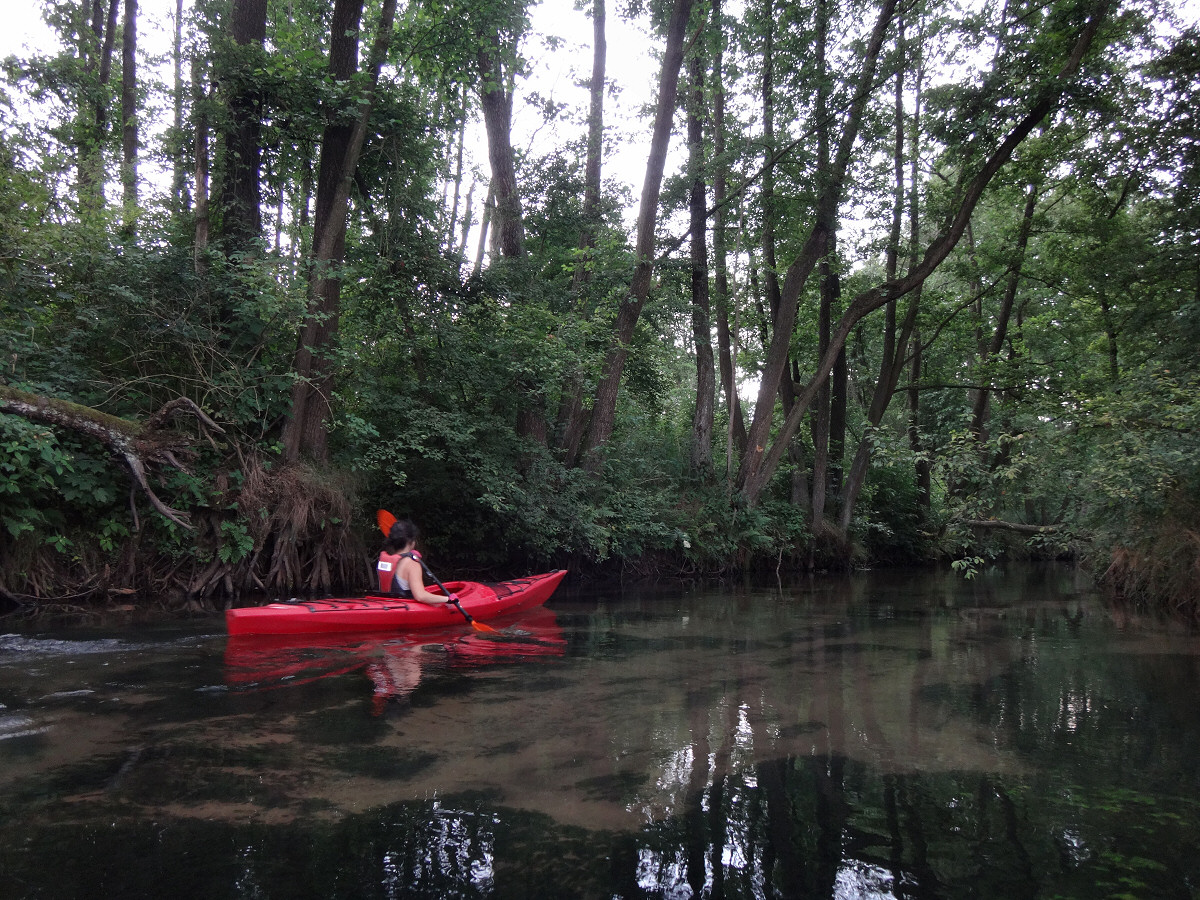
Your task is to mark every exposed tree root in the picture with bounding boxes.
[1102,529,1200,621]
[215,456,367,601]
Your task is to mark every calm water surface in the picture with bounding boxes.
[1,564,1198,899]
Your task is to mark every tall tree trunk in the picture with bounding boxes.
[760,4,779,324]
[969,179,1039,443]
[218,0,268,249]
[557,377,589,470]
[838,292,920,533]
[475,22,542,446]
[456,181,475,263]
[477,38,524,259]
[758,3,792,412]
[738,0,899,499]
[748,247,768,350]
[965,223,987,367]
[558,0,608,466]
[97,0,119,98]
[688,48,715,478]
[811,253,834,532]
[809,0,835,534]
[906,40,930,510]
[282,0,396,462]
[473,184,494,276]
[446,85,467,254]
[575,0,606,283]
[296,147,314,263]
[884,18,906,289]
[192,57,210,276]
[738,1,1109,506]
[831,181,930,529]
[311,0,365,270]
[580,0,696,469]
[908,329,930,508]
[832,20,910,533]
[78,0,119,214]
[171,0,185,213]
[120,0,138,237]
[710,0,745,466]
[829,342,848,501]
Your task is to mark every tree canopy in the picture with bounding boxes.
[1,0,1197,616]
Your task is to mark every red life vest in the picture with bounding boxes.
[376,550,419,596]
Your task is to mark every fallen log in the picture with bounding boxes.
[0,385,224,529]
[956,518,1061,535]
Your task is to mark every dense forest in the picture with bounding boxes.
[1,0,1197,615]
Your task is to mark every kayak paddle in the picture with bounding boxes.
[375,508,499,634]
[414,556,500,634]
[376,508,397,535]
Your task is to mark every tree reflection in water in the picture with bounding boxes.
[0,566,1198,898]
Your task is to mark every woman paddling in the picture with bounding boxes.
[376,519,450,606]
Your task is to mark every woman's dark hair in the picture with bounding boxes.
[383,519,419,553]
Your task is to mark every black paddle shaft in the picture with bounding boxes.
[415,557,477,625]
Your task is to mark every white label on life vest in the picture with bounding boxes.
[377,561,393,572]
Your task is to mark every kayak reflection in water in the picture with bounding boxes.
[365,652,423,715]
[224,608,566,715]
[376,519,448,606]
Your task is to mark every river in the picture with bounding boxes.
[1,564,1198,899]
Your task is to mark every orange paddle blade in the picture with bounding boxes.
[376,509,396,536]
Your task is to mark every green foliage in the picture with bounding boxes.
[1073,369,1200,613]
[0,414,126,541]
[949,555,985,579]
[1078,370,1199,521]
[0,415,71,540]
[218,520,255,564]
[0,0,1197,612]
[854,438,932,563]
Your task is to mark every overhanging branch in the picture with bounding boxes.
[0,385,225,530]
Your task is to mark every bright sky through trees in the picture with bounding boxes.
[5,0,1195,241]
[0,0,664,237]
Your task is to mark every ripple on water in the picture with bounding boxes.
[0,634,128,657]
[0,712,49,741]
[0,633,215,660]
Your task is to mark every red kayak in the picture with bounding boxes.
[226,569,567,636]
